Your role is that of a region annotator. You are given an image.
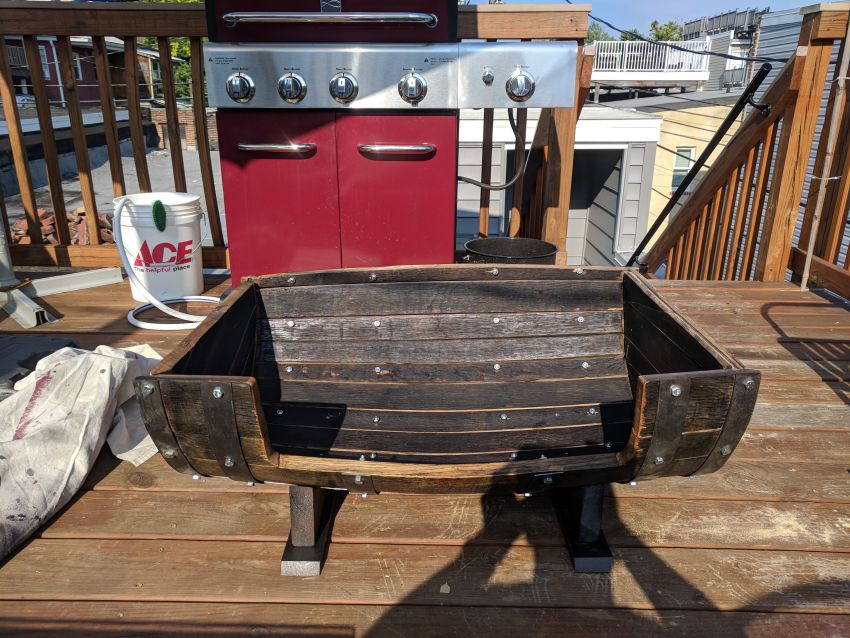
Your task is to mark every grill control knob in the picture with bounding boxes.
[506,70,535,102]
[329,72,358,104]
[398,72,427,104]
[278,72,307,104]
[225,73,255,103]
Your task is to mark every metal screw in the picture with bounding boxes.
[359,455,366,462]
[192,474,200,481]
[354,475,363,485]
[374,366,382,374]
[509,452,517,460]
[653,456,664,465]
[162,448,175,458]
[493,317,500,324]
[744,378,755,390]
[212,386,223,399]
[500,413,508,420]
[581,361,590,369]
[493,363,501,371]
[373,416,380,424]
[575,268,585,275]
[224,456,235,468]
[373,320,381,327]
[285,366,293,374]
[577,316,585,323]
[287,320,294,327]
[605,442,613,449]
[720,445,732,456]
[629,481,638,486]
[370,453,377,460]
[362,492,368,498]
[543,476,553,485]
[369,273,378,282]
[246,481,255,487]
[287,277,296,285]
[670,385,682,397]
[276,408,284,416]
[539,453,547,460]
[141,382,154,396]
[489,268,499,276]
[588,407,598,416]
[523,492,531,498]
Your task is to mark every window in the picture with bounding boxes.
[671,146,696,191]
[73,53,83,81]
[38,45,50,79]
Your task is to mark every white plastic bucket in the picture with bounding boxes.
[114,192,204,303]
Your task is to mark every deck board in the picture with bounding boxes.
[1,275,849,635]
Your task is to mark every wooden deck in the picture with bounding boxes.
[0,275,848,636]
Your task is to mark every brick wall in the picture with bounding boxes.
[149,107,218,152]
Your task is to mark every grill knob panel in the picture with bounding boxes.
[506,70,535,102]
[398,72,427,104]
[329,72,358,104]
[225,73,255,103]
[278,73,307,104]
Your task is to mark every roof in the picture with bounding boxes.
[605,88,745,111]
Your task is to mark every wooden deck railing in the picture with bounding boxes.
[645,5,850,298]
[0,1,590,269]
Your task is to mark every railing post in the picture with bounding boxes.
[755,19,834,281]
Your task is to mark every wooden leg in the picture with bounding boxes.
[552,484,613,573]
[280,485,341,577]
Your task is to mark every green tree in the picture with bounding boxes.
[649,20,683,41]
[619,28,643,41]
[586,22,613,43]
[138,0,201,98]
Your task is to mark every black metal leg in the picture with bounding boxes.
[553,484,613,573]
[280,485,341,577]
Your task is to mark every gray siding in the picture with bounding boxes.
[616,143,656,255]
[456,143,505,249]
[570,149,622,266]
[707,33,731,91]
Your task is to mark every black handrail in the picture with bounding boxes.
[626,63,773,269]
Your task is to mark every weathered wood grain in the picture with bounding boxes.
[2,539,848,613]
[258,280,623,318]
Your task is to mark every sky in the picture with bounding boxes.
[472,1,812,34]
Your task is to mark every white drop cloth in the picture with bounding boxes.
[0,344,161,558]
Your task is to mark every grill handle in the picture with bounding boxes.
[223,12,438,28]
[358,144,436,155]
[237,143,316,153]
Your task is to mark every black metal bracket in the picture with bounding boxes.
[747,97,771,117]
[552,484,613,573]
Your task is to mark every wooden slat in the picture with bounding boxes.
[257,355,628,385]
[692,204,710,280]
[9,244,229,269]
[0,39,40,243]
[713,171,739,279]
[701,192,723,280]
[190,37,223,246]
[478,108,494,237]
[809,6,850,39]
[55,35,100,245]
[741,124,777,279]
[671,233,685,279]
[262,310,622,342]
[20,36,69,244]
[457,4,589,40]
[123,38,151,193]
[727,147,757,280]
[509,109,527,237]
[790,248,850,299]
[258,280,623,318]
[682,219,697,280]
[0,602,846,638]
[2,538,849,612]
[756,21,835,281]
[92,36,125,199]
[156,36,186,192]
[261,333,624,364]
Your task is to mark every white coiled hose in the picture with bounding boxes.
[113,196,219,331]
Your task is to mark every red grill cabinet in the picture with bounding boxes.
[218,110,458,283]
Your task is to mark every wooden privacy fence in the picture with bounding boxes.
[0,1,590,270]
[645,5,850,298]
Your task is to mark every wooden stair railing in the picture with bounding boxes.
[645,6,847,284]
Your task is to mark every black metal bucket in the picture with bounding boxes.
[464,237,558,265]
